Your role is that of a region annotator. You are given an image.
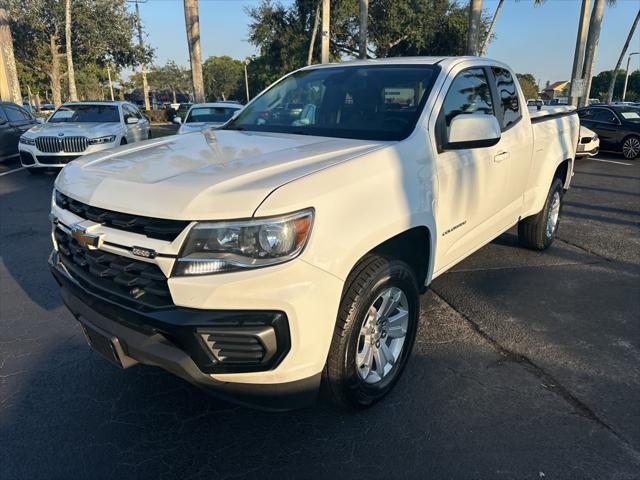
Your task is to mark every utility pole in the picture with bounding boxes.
[606,9,640,103]
[107,64,114,101]
[307,1,321,65]
[0,1,22,104]
[130,0,151,111]
[244,59,250,104]
[184,0,205,103]
[358,0,368,60]
[467,0,483,56]
[622,52,640,102]
[570,0,591,106]
[321,0,330,64]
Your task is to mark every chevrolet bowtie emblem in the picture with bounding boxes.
[71,221,103,250]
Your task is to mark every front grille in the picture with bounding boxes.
[55,228,173,309]
[20,151,35,165]
[36,136,88,153]
[55,191,189,242]
[37,155,79,165]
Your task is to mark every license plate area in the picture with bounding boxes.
[80,320,137,369]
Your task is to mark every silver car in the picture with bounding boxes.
[19,101,151,174]
[175,102,242,134]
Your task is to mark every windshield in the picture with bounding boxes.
[49,104,120,123]
[186,107,239,123]
[224,65,440,141]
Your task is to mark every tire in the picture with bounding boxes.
[120,137,127,145]
[621,135,640,160]
[322,254,420,410]
[518,178,564,250]
[147,130,152,140]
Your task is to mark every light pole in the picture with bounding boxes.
[622,52,639,102]
[244,58,250,104]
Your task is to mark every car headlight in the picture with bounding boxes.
[19,135,36,145]
[88,135,116,145]
[174,209,314,276]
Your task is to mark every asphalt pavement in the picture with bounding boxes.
[1,145,639,479]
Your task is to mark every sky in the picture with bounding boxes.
[129,0,640,86]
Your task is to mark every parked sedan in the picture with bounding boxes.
[0,101,40,160]
[19,101,151,174]
[577,105,640,160]
[174,102,242,134]
[576,126,599,158]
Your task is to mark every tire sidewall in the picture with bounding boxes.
[541,178,564,248]
[342,260,419,407]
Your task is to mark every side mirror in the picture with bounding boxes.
[126,117,139,125]
[445,114,501,150]
[173,116,182,125]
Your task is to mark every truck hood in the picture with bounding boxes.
[55,129,389,220]
[28,122,120,137]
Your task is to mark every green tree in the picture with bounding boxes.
[203,56,244,101]
[516,73,539,99]
[10,0,152,105]
[589,69,639,101]
[145,60,190,103]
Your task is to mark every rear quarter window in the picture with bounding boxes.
[492,67,521,130]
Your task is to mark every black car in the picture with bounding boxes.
[0,101,40,160]
[577,105,640,160]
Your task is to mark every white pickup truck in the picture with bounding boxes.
[49,57,579,410]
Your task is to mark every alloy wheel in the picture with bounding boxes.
[546,191,561,238]
[622,137,640,159]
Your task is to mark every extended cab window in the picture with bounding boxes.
[441,68,494,127]
[492,67,521,129]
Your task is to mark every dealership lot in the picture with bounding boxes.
[1,147,639,478]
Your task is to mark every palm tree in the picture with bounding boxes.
[479,0,503,57]
[467,0,483,56]
[0,0,21,104]
[183,0,205,103]
[65,0,78,101]
[307,0,321,65]
[605,9,640,103]
[579,0,616,107]
[359,0,368,59]
[569,0,591,106]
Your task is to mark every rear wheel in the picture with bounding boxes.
[322,254,420,409]
[622,135,640,160]
[518,178,564,250]
[120,137,127,146]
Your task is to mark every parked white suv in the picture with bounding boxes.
[49,57,578,410]
[19,101,150,174]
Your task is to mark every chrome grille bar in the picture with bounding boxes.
[35,136,88,153]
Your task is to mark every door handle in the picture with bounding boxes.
[494,151,509,163]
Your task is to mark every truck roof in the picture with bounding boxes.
[302,56,511,72]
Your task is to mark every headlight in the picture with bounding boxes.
[88,135,116,145]
[174,209,314,276]
[19,135,36,145]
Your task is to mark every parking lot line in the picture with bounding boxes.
[590,158,632,166]
[0,167,25,177]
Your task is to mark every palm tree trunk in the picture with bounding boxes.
[0,2,22,104]
[467,0,483,56]
[359,0,369,59]
[183,0,205,103]
[49,31,62,107]
[307,0,321,65]
[65,0,78,101]
[579,0,605,107]
[321,0,330,64]
[479,0,503,57]
[569,0,591,106]
[606,9,640,103]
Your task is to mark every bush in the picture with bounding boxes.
[144,109,168,123]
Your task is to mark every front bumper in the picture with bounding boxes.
[51,259,321,410]
[19,142,116,168]
[576,140,600,157]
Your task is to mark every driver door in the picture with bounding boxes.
[432,67,511,274]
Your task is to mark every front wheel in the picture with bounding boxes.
[622,135,640,160]
[518,178,564,250]
[322,254,420,409]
